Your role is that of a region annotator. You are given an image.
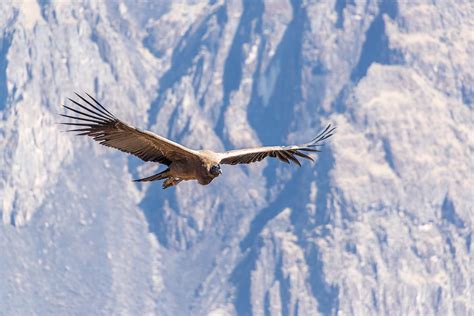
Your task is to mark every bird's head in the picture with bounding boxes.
[210,164,222,177]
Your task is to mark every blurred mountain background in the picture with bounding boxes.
[0,0,472,315]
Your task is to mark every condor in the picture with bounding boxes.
[61,93,335,189]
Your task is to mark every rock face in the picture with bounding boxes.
[0,1,471,315]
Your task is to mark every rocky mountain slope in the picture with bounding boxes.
[0,0,472,315]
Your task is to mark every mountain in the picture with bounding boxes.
[0,0,472,315]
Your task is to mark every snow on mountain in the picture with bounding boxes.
[0,0,472,315]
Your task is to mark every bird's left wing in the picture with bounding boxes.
[217,125,335,166]
[60,92,199,165]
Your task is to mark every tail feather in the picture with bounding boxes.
[133,168,170,182]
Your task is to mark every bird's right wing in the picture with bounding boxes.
[60,93,199,165]
[218,125,335,166]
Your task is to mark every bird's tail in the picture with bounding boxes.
[133,168,170,182]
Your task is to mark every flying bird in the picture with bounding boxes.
[61,93,335,189]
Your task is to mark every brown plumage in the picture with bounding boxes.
[61,93,335,189]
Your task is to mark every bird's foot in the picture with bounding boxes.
[162,177,182,189]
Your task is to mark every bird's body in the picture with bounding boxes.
[61,93,334,189]
[164,150,220,187]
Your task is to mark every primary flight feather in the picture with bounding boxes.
[61,93,335,189]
